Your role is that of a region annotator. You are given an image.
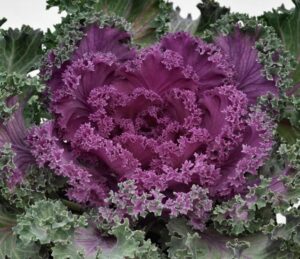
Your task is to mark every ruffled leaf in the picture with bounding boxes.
[167,217,300,259]
[203,13,295,96]
[0,205,40,259]
[212,144,300,236]
[98,181,212,232]
[215,28,278,104]
[265,208,300,254]
[212,177,276,236]
[278,140,300,170]
[42,15,133,82]
[260,1,300,82]
[167,218,209,259]
[27,121,110,205]
[42,22,135,81]
[0,166,65,209]
[100,220,161,259]
[52,220,162,259]
[0,73,42,121]
[14,199,87,245]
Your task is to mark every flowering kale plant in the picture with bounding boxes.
[1,0,300,258]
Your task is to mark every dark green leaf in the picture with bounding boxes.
[196,0,230,35]
[0,26,43,74]
[277,119,300,144]
[0,18,6,27]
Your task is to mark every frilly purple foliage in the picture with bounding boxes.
[1,24,276,229]
[98,180,212,231]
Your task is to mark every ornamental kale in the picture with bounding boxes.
[31,23,275,230]
[1,0,300,258]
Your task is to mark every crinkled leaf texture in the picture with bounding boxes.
[167,217,300,259]
[0,205,40,259]
[98,181,212,231]
[215,28,279,104]
[1,1,300,259]
[1,1,299,259]
[14,199,87,245]
[52,219,161,259]
[261,0,300,82]
[211,172,293,236]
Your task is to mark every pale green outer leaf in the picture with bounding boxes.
[99,219,161,259]
[99,220,142,259]
[52,243,85,259]
[0,227,40,259]
[52,220,161,259]
[52,225,106,259]
[0,206,40,259]
[0,25,43,74]
[14,199,87,245]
